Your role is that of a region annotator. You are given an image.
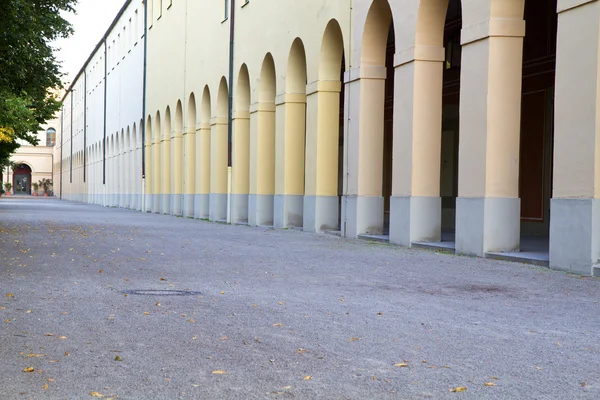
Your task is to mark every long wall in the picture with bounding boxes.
[58,0,600,276]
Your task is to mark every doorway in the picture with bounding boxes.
[13,164,32,195]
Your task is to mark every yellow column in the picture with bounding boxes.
[183,126,196,217]
[274,93,306,228]
[550,0,600,275]
[161,132,171,215]
[249,102,276,226]
[342,67,386,237]
[144,137,153,212]
[231,111,250,223]
[456,18,525,255]
[172,128,183,216]
[389,45,445,246]
[152,136,161,213]
[195,122,211,218]
[304,80,342,232]
[209,117,228,221]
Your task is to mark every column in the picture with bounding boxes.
[274,93,306,228]
[183,125,196,218]
[389,46,445,246]
[194,122,210,219]
[550,0,600,275]
[248,102,276,226]
[231,111,250,223]
[172,128,183,216]
[341,67,386,237]
[161,132,171,214]
[144,137,153,212]
[455,18,525,255]
[209,116,228,221]
[303,81,342,232]
[152,136,162,213]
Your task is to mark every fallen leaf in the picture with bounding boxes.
[350,337,359,341]
[296,348,309,354]
[283,386,292,389]
[449,387,467,392]
[48,378,54,382]
[188,319,196,323]
[23,367,35,373]
[65,352,70,357]
[26,310,32,314]
[155,302,161,307]
[160,278,167,281]
[273,323,284,327]
[6,293,14,297]
[484,382,497,387]
[490,376,500,380]
[220,291,225,295]
[143,312,150,315]
[303,376,312,381]
[0,306,5,310]
[89,392,105,397]
[44,333,54,336]
[212,370,228,375]
[42,384,49,390]
[99,270,103,274]
[115,356,122,361]
[25,354,46,358]
[58,336,67,340]
[394,363,409,367]
[220,336,229,341]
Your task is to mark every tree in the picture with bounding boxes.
[0,0,77,162]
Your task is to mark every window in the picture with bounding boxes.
[46,128,56,147]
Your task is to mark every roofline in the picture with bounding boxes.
[60,0,134,103]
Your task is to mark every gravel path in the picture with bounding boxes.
[1,198,600,399]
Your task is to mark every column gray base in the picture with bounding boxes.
[209,193,227,222]
[144,194,153,213]
[303,195,339,233]
[550,198,600,276]
[231,194,249,224]
[248,194,274,226]
[341,195,384,238]
[161,194,171,215]
[274,195,304,228]
[194,194,209,219]
[456,197,520,256]
[136,194,142,211]
[389,196,441,247]
[171,194,183,216]
[152,194,162,214]
[183,195,195,218]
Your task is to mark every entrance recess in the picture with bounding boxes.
[13,164,32,195]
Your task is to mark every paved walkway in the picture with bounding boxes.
[1,198,600,399]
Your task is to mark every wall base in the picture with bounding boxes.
[303,195,339,233]
[231,194,249,224]
[550,198,600,276]
[248,194,274,226]
[456,197,520,256]
[194,194,209,219]
[209,193,227,221]
[389,196,441,247]
[274,194,304,228]
[341,195,384,238]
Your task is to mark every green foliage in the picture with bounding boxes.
[0,0,76,163]
[39,178,53,194]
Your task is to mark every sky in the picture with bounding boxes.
[52,0,126,86]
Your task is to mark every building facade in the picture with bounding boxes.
[57,0,600,276]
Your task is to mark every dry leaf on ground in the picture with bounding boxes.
[89,392,104,397]
[303,376,312,380]
[484,382,497,387]
[394,363,409,367]
[23,367,35,373]
[212,370,228,375]
[449,387,467,392]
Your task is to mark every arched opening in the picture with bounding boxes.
[276,38,307,228]
[162,106,172,214]
[210,77,230,222]
[196,86,211,219]
[13,163,32,195]
[153,111,162,213]
[305,19,346,233]
[231,64,251,223]
[184,93,197,217]
[513,0,557,260]
[249,53,277,226]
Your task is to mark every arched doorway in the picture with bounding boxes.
[13,164,32,195]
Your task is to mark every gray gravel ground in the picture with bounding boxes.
[1,198,600,400]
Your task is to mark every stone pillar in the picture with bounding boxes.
[550,0,600,275]
[231,111,250,223]
[248,102,276,226]
[341,67,386,237]
[152,136,162,214]
[389,46,445,246]
[455,18,525,256]
[183,126,196,218]
[303,80,342,233]
[209,117,228,222]
[194,122,210,219]
[161,131,171,215]
[172,127,183,216]
[274,93,306,228]
[144,138,153,212]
